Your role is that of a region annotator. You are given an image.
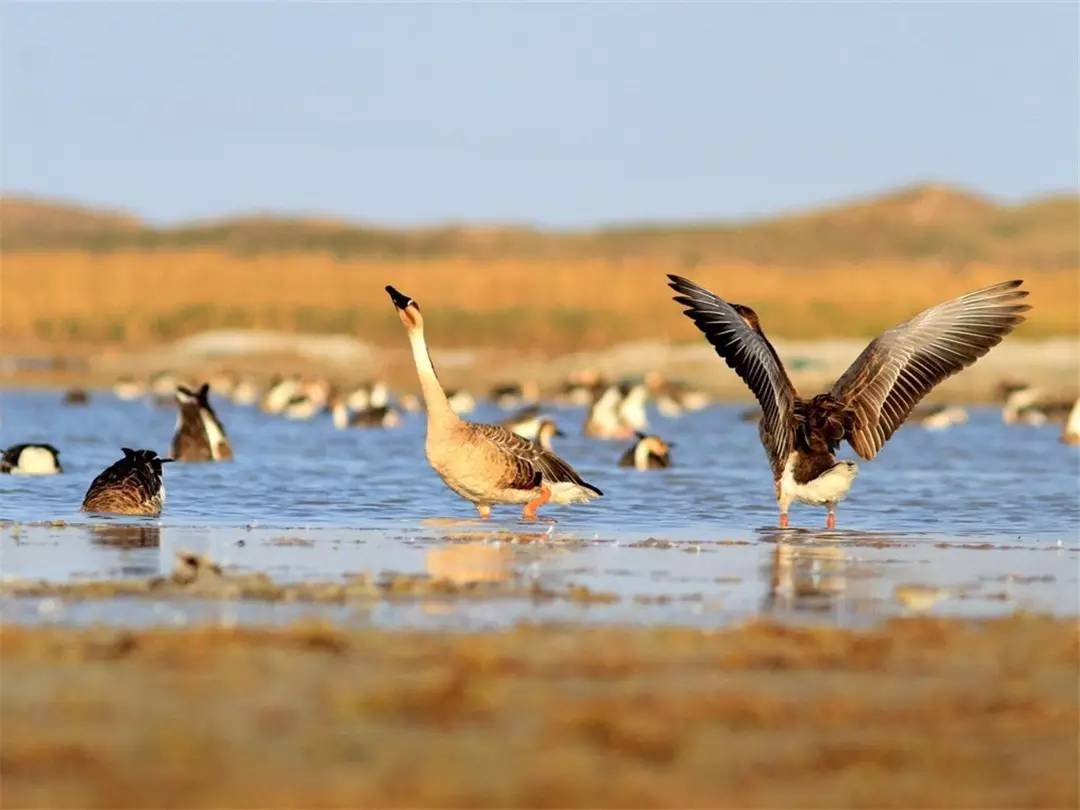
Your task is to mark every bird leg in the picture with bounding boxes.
[779,512,789,529]
[522,486,551,521]
[476,504,491,520]
[825,505,836,530]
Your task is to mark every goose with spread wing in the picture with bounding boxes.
[669,275,1029,528]
[386,285,602,520]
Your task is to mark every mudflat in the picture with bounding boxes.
[2,615,1076,809]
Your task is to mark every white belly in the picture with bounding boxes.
[200,410,227,459]
[11,447,60,475]
[780,455,858,507]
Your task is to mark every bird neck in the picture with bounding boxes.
[408,328,456,425]
[634,440,653,470]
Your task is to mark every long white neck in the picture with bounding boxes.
[408,328,456,424]
[634,440,653,470]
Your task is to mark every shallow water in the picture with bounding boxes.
[1,391,1078,628]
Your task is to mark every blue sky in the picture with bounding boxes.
[1,2,1076,226]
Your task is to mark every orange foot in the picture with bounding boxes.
[522,486,551,521]
[826,512,836,530]
[779,513,789,529]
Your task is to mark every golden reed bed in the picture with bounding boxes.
[2,251,1076,353]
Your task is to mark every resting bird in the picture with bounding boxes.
[618,433,673,470]
[669,275,1029,528]
[386,285,602,520]
[82,448,172,516]
[1,444,62,475]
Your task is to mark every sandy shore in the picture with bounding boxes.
[2,616,1076,809]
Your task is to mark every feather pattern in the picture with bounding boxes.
[831,280,1029,459]
[668,274,796,477]
[472,423,603,495]
[82,448,169,516]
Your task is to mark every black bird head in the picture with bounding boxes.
[386,285,422,330]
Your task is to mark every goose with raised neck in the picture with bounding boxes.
[386,285,601,521]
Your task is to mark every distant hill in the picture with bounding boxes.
[1,197,143,244]
[2,184,1077,267]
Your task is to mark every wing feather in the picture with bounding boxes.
[668,274,796,477]
[832,280,1029,459]
[472,424,602,495]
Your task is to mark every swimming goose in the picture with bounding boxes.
[82,448,172,516]
[535,419,565,452]
[261,375,301,414]
[1062,399,1080,445]
[1,444,62,475]
[332,397,401,429]
[500,405,544,439]
[283,394,322,420]
[354,405,402,428]
[999,383,1073,426]
[646,372,686,418]
[669,275,1029,528]
[446,389,477,415]
[172,384,233,462]
[916,404,969,430]
[399,392,422,413]
[618,433,673,470]
[556,370,603,407]
[230,376,260,406]
[616,382,650,432]
[113,376,146,401]
[149,371,184,407]
[583,385,633,439]
[490,381,540,410]
[345,384,372,411]
[387,285,602,519]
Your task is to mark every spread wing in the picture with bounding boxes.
[668,274,796,478]
[831,280,1029,460]
[472,424,601,495]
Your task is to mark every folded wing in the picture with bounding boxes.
[474,423,602,495]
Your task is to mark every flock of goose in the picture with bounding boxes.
[3,275,1078,528]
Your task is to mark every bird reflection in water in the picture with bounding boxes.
[90,523,161,548]
[419,542,516,617]
[759,529,851,615]
[87,523,162,578]
[426,543,513,585]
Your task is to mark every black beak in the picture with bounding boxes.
[160,458,176,464]
[386,285,414,310]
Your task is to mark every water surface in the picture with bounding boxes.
[2,391,1077,628]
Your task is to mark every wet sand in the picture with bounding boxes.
[3,616,1076,809]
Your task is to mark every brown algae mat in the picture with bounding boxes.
[2,616,1077,809]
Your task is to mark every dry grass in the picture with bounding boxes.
[1,251,1075,353]
[2,616,1076,808]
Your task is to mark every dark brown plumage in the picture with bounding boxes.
[669,274,1029,527]
[82,448,172,516]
